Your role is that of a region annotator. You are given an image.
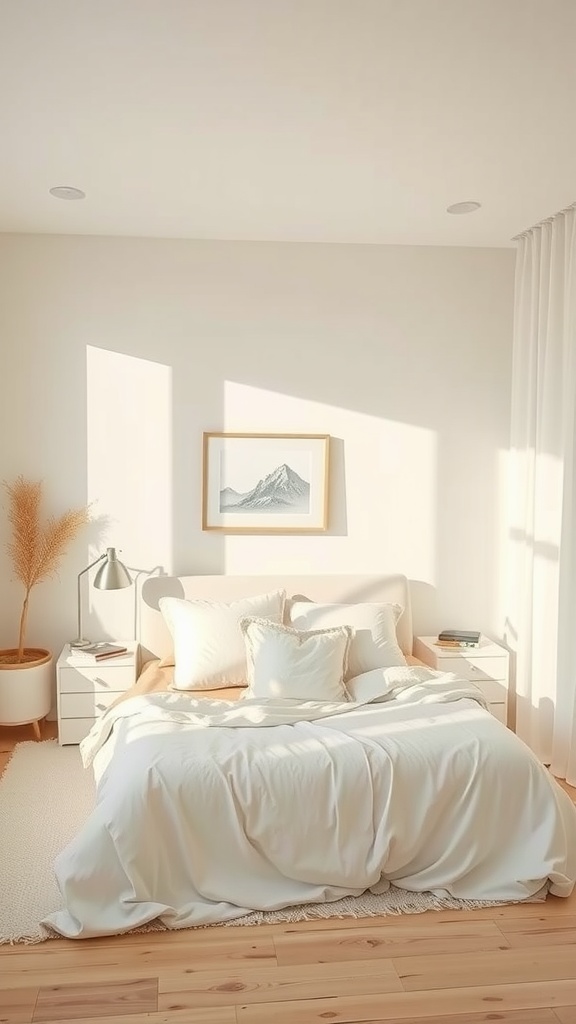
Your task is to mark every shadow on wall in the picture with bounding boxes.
[409,580,440,638]
[1,237,513,654]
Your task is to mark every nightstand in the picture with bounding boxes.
[412,635,509,726]
[56,642,139,745]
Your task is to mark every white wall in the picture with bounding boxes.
[0,233,515,664]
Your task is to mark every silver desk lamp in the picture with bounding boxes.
[70,547,132,648]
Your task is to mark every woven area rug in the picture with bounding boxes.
[0,740,546,945]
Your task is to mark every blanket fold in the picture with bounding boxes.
[41,664,576,939]
[80,665,488,767]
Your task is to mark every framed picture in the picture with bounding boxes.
[202,433,330,533]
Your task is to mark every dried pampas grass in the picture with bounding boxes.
[3,477,89,663]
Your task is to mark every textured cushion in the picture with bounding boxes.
[160,590,285,690]
[240,616,352,701]
[288,600,406,680]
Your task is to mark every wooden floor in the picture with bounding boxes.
[1,725,576,1024]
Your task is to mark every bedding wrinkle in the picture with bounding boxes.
[43,666,576,938]
[224,728,375,887]
[106,742,266,919]
[107,766,172,903]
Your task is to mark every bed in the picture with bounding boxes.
[43,574,576,939]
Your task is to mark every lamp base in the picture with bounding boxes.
[69,638,92,649]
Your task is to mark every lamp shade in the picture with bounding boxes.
[93,548,132,590]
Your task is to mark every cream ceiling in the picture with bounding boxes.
[1,0,574,246]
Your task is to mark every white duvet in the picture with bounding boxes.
[43,667,576,938]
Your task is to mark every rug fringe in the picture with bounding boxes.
[0,884,548,945]
[0,930,52,946]
[221,890,548,928]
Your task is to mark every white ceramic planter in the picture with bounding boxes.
[0,649,53,727]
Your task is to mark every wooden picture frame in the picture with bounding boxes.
[202,433,330,533]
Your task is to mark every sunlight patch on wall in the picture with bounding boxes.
[86,346,172,640]
[496,446,512,644]
[220,381,437,578]
[503,445,561,721]
[504,446,561,642]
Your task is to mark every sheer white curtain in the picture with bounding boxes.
[507,204,576,784]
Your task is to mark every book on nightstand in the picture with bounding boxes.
[436,639,479,649]
[68,643,128,663]
[437,629,481,648]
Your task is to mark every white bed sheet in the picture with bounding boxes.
[43,668,576,939]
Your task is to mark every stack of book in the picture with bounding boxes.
[436,630,481,649]
[68,642,128,663]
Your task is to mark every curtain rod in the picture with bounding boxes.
[512,200,576,241]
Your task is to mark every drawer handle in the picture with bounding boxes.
[96,702,106,712]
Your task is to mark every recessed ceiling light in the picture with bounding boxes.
[447,201,481,215]
[49,186,86,201]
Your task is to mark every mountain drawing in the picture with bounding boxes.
[219,486,247,507]
[219,463,310,513]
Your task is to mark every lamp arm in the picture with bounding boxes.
[76,554,106,643]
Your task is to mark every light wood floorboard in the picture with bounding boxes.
[358,1012,561,1024]
[556,1008,576,1023]
[0,987,39,1024]
[0,734,574,1024]
[272,919,509,965]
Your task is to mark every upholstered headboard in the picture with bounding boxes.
[139,574,413,662]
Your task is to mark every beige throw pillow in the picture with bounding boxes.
[160,590,286,689]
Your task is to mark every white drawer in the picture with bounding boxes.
[473,678,508,703]
[59,717,96,745]
[59,664,135,694]
[60,690,123,718]
[437,655,508,683]
[489,703,507,726]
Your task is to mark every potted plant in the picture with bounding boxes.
[0,477,89,739]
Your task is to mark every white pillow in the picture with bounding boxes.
[347,664,438,703]
[160,590,285,690]
[346,668,394,703]
[288,600,406,680]
[240,616,352,702]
